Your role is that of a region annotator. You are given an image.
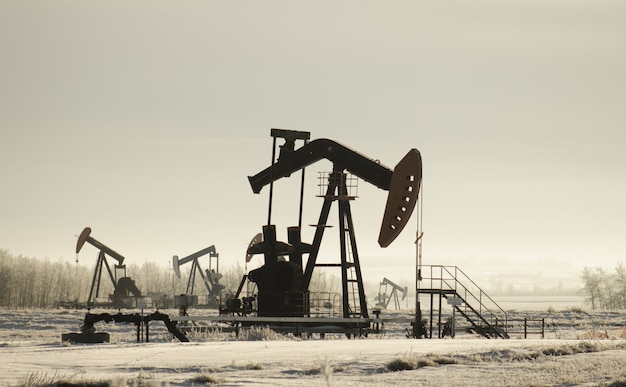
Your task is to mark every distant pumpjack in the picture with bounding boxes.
[172,245,223,308]
[376,277,408,310]
[76,227,142,308]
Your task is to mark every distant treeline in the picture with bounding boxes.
[0,249,245,308]
[579,263,626,310]
[0,250,88,308]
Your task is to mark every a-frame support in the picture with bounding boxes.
[186,259,200,295]
[185,256,222,306]
[303,169,368,318]
[87,250,120,307]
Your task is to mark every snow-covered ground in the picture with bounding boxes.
[1,307,625,386]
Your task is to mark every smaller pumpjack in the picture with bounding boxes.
[76,227,142,308]
[172,245,224,308]
[375,277,408,310]
[241,129,422,319]
[222,233,262,316]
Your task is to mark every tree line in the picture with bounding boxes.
[0,249,246,308]
[5,248,624,311]
[579,262,626,310]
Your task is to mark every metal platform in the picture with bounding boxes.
[172,315,414,337]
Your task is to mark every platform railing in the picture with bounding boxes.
[507,318,545,338]
[309,292,343,318]
[420,265,508,336]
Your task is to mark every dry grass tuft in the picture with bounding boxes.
[18,370,170,387]
[188,374,225,386]
[245,362,265,370]
[237,326,290,341]
[301,358,338,386]
[19,371,112,387]
[387,357,436,371]
[431,355,459,365]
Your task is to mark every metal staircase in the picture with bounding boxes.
[417,265,509,339]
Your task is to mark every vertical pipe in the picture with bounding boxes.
[438,293,442,338]
[524,317,528,339]
[287,226,303,269]
[429,293,434,339]
[267,136,277,225]
[262,224,278,265]
[298,163,306,229]
[415,183,424,337]
[452,307,456,338]
[415,186,420,330]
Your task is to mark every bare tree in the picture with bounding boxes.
[614,262,626,309]
[580,267,602,310]
[580,264,625,310]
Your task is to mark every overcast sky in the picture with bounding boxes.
[1,1,624,287]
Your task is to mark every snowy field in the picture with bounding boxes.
[0,306,625,386]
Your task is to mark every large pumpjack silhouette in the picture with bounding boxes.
[244,129,422,319]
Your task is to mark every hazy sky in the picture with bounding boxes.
[1,1,624,286]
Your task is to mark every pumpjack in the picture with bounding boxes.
[375,277,408,310]
[172,245,224,309]
[239,129,422,321]
[76,227,142,308]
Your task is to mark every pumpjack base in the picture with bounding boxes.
[175,316,372,338]
[61,332,110,344]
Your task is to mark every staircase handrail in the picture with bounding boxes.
[443,266,504,317]
[420,265,507,333]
